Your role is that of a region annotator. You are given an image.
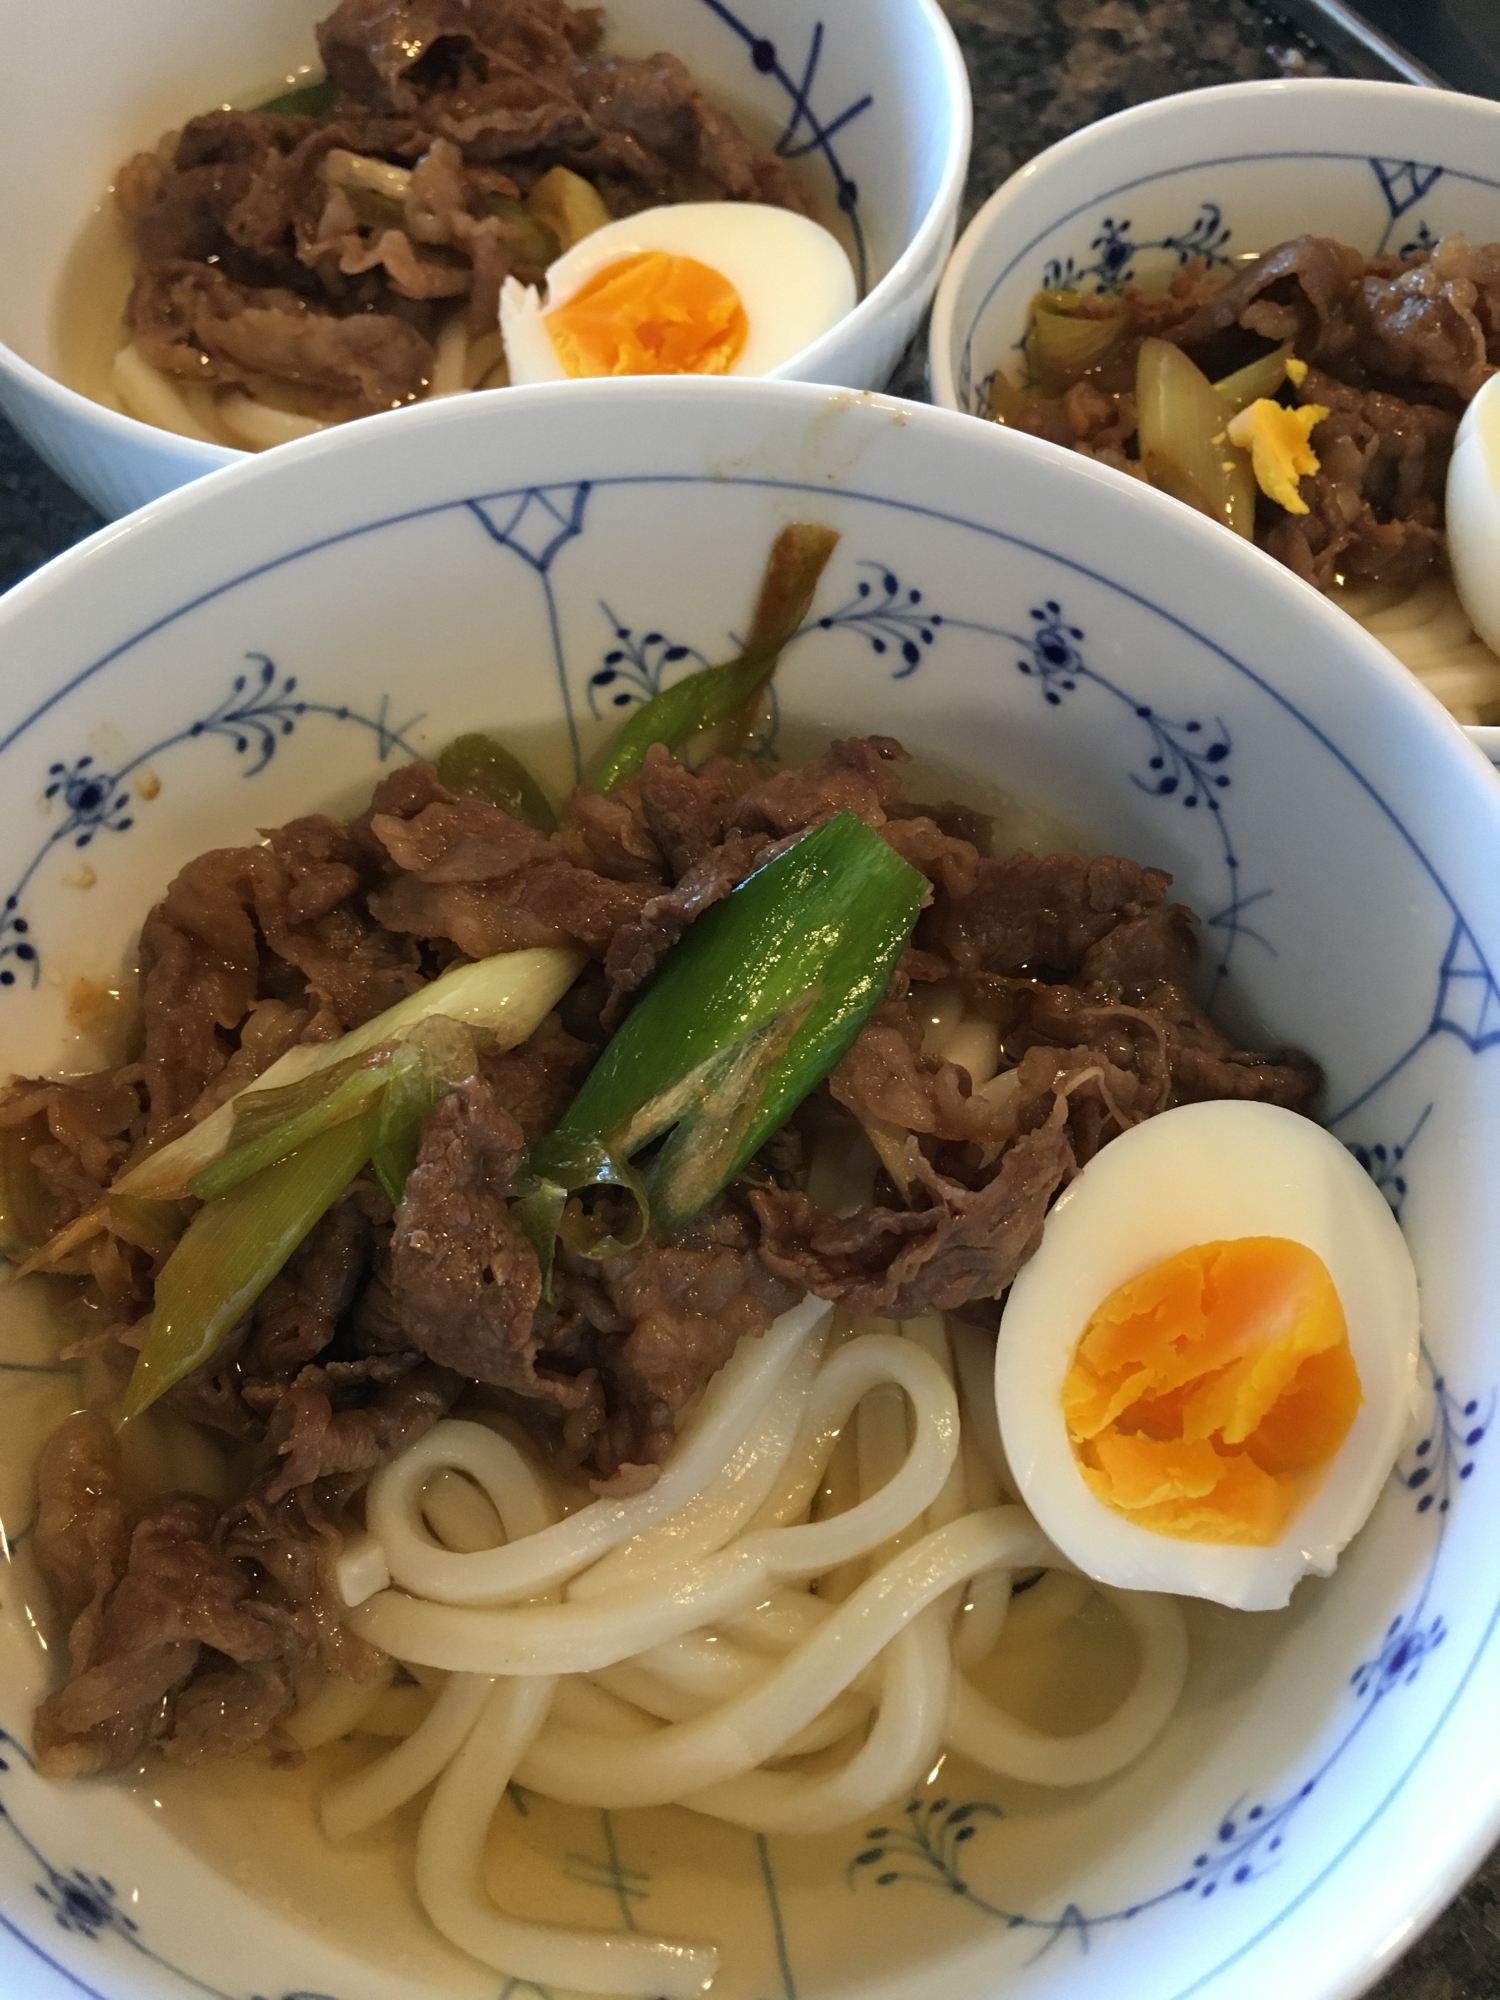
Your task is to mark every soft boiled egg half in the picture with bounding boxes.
[499,201,856,385]
[1446,370,1500,655]
[995,1101,1420,1611]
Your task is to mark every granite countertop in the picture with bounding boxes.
[1,1,1497,1993]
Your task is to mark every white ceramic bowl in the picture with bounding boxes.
[927,77,1500,763]
[0,379,1498,2000]
[0,0,968,522]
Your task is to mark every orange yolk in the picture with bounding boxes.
[1062,1237,1362,1545]
[544,252,749,378]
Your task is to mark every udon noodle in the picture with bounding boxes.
[296,1298,1186,1994]
[1335,575,1500,725]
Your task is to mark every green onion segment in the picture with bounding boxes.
[116,945,583,1203]
[121,1103,383,1423]
[523,810,926,1267]
[590,522,840,794]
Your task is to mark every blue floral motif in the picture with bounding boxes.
[468,484,591,576]
[1346,1103,1431,1221]
[1329,915,1500,1128]
[816,563,943,677]
[846,578,1260,992]
[0,656,425,994]
[1399,219,1438,259]
[1398,1352,1492,1522]
[0,1733,342,1999]
[589,606,708,717]
[1040,203,1232,295]
[849,1349,1490,1960]
[563,1811,649,1928]
[1371,159,1445,254]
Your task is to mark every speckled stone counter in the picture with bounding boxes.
[0,3,1497,1993]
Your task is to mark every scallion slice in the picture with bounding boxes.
[522,810,925,1267]
[590,523,839,794]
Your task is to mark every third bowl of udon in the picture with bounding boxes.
[928,77,1500,760]
[0,376,1496,2000]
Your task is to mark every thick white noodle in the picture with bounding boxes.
[953,1566,1011,1671]
[571,1317,829,1597]
[949,1318,1017,1499]
[217,393,327,449]
[286,1657,394,1750]
[354,1334,959,1674]
[514,1510,1049,1807]
[323,1671,495,1841]
[342,1305,1197,1995]
[946,1585,1188,1786]
[112,345,220,444]
[681,1601,954,1834]
[365,1297,830,1603]
[415,1676,720,1998]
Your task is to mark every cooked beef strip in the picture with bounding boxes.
[1265,367,1455,590]
[34,1485,315,1777]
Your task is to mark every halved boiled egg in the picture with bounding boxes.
[499,201,856,385]
[995,1101,1419,1610]
[1446,370,1500,654]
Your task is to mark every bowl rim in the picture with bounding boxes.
[927,73,1500,415]
[0,0,970,474]
[0,375,1497,2000]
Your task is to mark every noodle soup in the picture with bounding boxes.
[0,376,1490,2000]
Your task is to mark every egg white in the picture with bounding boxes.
[498,201,857,386]
[1446,371,1500,656]
[994,1100,1420,1611]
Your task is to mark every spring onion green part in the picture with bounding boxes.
[113,945,583,1203]
[121,1104,383,1423]
[256,74,337,116]
[1214,342,1295,416]
[589,522,840,794]
[436,733,557,831]
[1136,337,1256,539]
[521,811,926,1272]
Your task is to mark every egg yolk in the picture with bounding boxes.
[1062,1237,1362,1545]
[1225,398,1330,515]
[544,252,749,378]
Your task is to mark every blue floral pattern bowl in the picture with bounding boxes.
[927,77,1500,766]
[0,377,1497,2000]
[0,0,969,521]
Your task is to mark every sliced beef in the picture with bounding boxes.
[1168,234,1368,364]
[753,1107,1077,1318]
[730,735,909,838]
[0,1068,144,1232]
[928,851,1174,978]
[127,259,434,415]
[388,1078,574,1399]
[637,743,758,877]
[1265,367,1456,590]
[33,1490,313,1777]
[539,1198,801,1479]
